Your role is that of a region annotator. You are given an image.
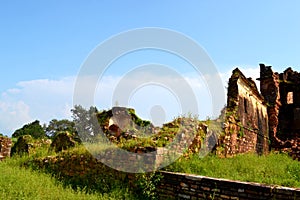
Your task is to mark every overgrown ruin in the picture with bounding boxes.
[0,136,12,161]
[223,64,300,159]
[3,64,300,162]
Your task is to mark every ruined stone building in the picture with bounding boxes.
[259,64,300,160]
[260,64,300,142]
[223,68,269,156]
[223,64,300,158]
[0,136,12,161]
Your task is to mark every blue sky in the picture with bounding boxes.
[1,1,300,136]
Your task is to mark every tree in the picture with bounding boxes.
[71,105,101,142]
[45,119,76,139]
[12,120,46,139]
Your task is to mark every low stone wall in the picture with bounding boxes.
[93,147,183,173]
[0,137,12,161]
[157,171,300,200]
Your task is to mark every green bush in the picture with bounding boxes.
[134,172,163,200]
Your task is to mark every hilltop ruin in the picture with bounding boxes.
[2,64,300,162]
[223,64,300,159]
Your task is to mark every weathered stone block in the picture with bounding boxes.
[0,136,12,160]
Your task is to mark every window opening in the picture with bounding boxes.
[244,98,248,113]
[287,92,293,104]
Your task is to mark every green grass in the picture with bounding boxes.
[1,152,136,199]
[164,152,300,188]
[5,129,300,200]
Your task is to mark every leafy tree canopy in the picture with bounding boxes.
[71,105,101,142]
[45,119,76,139]
[12,120,46,139]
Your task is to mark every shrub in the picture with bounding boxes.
[134,172,163,200]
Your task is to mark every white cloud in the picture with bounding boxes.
[0,77,76,136]
[2,67,262,136]
[7,88,21,94]
[0,100,32,135]
[94,72,220,123]
[17,77,75,96]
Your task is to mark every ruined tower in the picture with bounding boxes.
[221,64,300,158]
[258,64,282,146]
[277,68,300,139]
[259,64,300,147]
[223,68,269,156]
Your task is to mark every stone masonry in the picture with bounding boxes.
[259,64,300,159]
[223,64,300,159]
[0,136,12,161]
[222,68,269,156]
[157,171,300,200]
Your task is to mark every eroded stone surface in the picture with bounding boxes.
[50,131,76,152]
[11,135,33,156]
[222,68,269,156]
[0,136,12,161]
[260,64,300,158]
[223,64,300,159]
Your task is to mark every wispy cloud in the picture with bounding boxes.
[0,77,76,135]
[0,100,31,135]
[2,68,263,136]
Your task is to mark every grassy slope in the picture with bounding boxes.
[164,153,300,188]
[0,157,135,200]
[2,148,300,199]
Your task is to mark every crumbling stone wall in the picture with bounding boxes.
[259,64,282,147]
[222,64,300,157]
[97,107,153,140]
[223,68,269,156]
[260,65,300,142]
[259,64,300,159]
[50,131,76,152]
[277,67,300,140]
[0,136,12,161]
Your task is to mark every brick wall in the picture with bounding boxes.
[157,171,300,200]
